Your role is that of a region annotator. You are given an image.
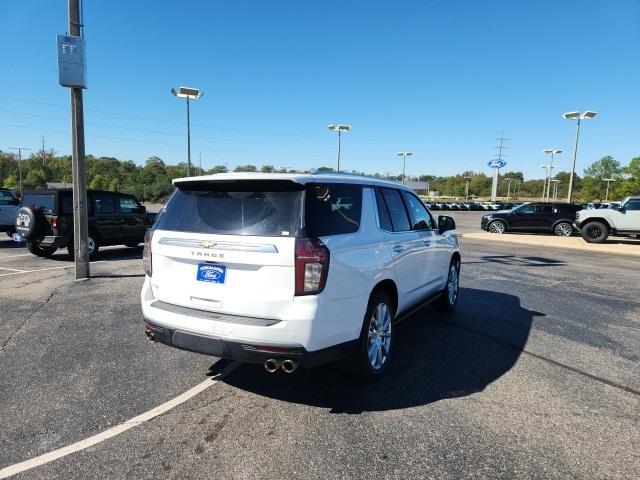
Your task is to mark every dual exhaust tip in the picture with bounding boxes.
[264,358,298,374]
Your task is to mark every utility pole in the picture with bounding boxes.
[41,137,46,167]
[8,147,31,196]
[505,178,513,200]
[464,175,472,201]
[68,0,90,279]
[199,152,202,175]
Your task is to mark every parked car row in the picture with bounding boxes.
[426,201,522,211]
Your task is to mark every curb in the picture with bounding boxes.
[461,232,640,257]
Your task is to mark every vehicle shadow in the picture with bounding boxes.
[47,246,143,263]
[0,238,25,249]
[472,255,565,267]
[222,287,539,413]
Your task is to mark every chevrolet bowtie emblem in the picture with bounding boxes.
[201,241,215,248]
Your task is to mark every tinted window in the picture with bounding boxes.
[0,190,16,205]
[535,205,553,213]
[381,188,411,232]
[119,196,141,213]
[22,194,55,213]
[374,188,393,231]
[156,182,303,236]
[94,194,116,214]
[402,191,435,230]
[306,184,362,236]
[517,204,536,214]
[625,200,640,211]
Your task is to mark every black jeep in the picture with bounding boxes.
[15,189,156,258]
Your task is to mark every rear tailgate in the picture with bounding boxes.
[148,180,304,319]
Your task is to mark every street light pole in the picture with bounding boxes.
[464,175,472,201]
[328,124,351,172]
[397,152,413,185]
[541,165,550,201]
[564,111,597,203]
[8,147,31,196]
[172,87,204,177]
[543,149,562,202]
[603,178,614,201]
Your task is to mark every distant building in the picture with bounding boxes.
[46,182,69,189]
[405,181,428,193]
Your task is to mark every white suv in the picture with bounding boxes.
[141,173,461,379]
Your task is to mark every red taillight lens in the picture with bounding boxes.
[295,238,329,296]
[51,217,57,229]
[143,229,153,277]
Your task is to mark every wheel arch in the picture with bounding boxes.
[370,279,398,316]
[488,218,509,230]
[582,217,612,231]
[551,218,576,230]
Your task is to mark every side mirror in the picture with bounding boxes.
[438,215,456,233]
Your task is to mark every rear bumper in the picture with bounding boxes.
[38,235,69,248]
[143,319,356,368]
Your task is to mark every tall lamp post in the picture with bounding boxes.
[563,110,597,203]
[550,179,561,200]
[327,124,351,172]
[543,149,562,202]
[464,175,472,201]
[397,152,413,185]
[8,147,31,196]
[171,86,204,177]
[541,165,550,201]
[504,178,513,200]
[603,178,614,201]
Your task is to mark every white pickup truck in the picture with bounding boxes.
[575,196,640,243]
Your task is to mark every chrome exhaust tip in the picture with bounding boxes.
[264,359,282,373]
[144,329,156,342]
[281,359,298,374]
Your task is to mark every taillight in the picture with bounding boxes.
[143,229,153,277]
[51,217,57,229]
[295,238,329,296]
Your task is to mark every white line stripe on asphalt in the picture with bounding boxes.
[0,257,142,277]
[0,267,27,272]
[0,361,240,479]
[0,253,32,259]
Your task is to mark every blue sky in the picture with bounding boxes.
[1,0,638,179]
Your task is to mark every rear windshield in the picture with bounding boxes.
[22,193,56,214]
[156,181,304,236]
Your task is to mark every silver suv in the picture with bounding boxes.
[575,196,640,243]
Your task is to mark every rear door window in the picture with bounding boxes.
[94,194,116,214]
[374,188,393,231]
[305,184,362,236]
[380,188,411,232]
[156,181,304,236]
[118,196,141,213]
[22,194,56,214]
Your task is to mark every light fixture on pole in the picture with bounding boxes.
[603,178,615,201]
[397,152,413,185]
[541,165,551,201]
[464,175,472,201]
[563,110,597,203]
[543,149,562,202]
[8,147,31,196]
[327,124,351,172]
[172,86,204,177]
[550,179,561,200]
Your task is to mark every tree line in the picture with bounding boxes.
[0,149,638,202]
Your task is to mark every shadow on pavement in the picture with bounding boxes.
[0,238,25,249]
[46,246,143,263]
[222,287,539,413]
[464,255,565,267]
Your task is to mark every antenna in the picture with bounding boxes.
[494,129,509,162]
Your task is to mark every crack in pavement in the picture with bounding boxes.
[0,284,66,353]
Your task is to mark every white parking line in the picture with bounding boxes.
[0,253,31,259]
[0,267,27,272]
[0,361,240,479]
[0,257,142,277]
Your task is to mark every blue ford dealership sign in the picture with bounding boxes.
[488,159,507,168]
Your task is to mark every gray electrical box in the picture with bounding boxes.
[57,34,87,88]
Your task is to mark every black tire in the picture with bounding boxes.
[581,221,608,243]
[67,234,100,260]
[27,241,56,258]
[347,290,395,381]
[553,221,574,237]
[15,207,49,241]
[488,219,506,234]
[433,258,460,313]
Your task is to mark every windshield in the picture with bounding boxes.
[22,193,56,214]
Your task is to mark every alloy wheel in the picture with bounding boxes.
[447,264,459,305]
[489,221,505,234]
[367,303,392,370]
[555,223,573,236]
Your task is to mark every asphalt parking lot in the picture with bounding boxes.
[1,222,639,479]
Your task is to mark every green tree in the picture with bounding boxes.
[3,174,17,189]
[23,169,47,189]
[89,174,108,190]
[581,156,622,201]
[260,165,275,173]
[234,164,257,172]
[208,165,228,174]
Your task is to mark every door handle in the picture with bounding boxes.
[392,245,404,253]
